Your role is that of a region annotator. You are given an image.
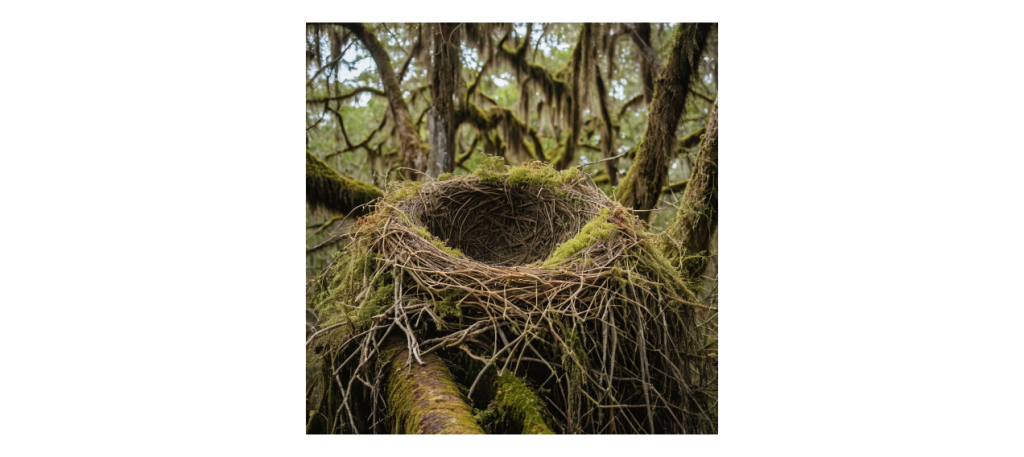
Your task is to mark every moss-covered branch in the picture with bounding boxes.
[662,179,689,194]
[680,126,706,150]
[455,136,479,166]
[489,373,555,434]
[385,342,484,434]
[306,86,386,104]
[306,151,383,215]
[661,100,718,282]
[625,124,706,161]
[614,23,712,221]
[617,93,645,122]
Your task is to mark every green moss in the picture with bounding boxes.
[542,208,619,267]
[473,407,497,426]
[385,180,423,204]
[492,373,555,434]
[435,289,464,321]
[309,237,375,318]
[473,154,507,185]
[412,225,465,258]
[437,172,454,181]
[506,162,582,189]
[357,283,394,322]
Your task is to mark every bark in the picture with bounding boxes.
[595,72,619,185]
[341,23,428,179]
[614,23,711,221]
[386,344,484,434]
[306,151,383,215]
[662,99,718,282]
[427,23,462,178]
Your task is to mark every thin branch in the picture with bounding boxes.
[307,86,386,104]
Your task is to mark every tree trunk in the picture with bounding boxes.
[427,24,462,178]
[342,23,428,180]
[662,99,718,282]
[614,23,711,221]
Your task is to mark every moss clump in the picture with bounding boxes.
[437,172,454,181]
[357,283,394,322]
[473,154,507,185]
[309,237,375,320]
[413,226,465,258]
[542,208,619,267]
[435,289,464,321]
[492,373,555,434]
[472,157,583,195]
[385,180,424,204]
[506,161,582,189]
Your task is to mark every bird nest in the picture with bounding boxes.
[306,158,717,434]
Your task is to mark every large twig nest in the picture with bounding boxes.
[307,157,717,434]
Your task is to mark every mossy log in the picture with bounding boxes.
[386,344,484,434]
[306,151,383,215]
[662,100,718,282]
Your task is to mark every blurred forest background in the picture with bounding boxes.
[306,23,717,298]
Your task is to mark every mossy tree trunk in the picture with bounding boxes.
[427,24,462,178]
[342,23,428,180]
[662,99,718,282]
[614,23,711,221]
